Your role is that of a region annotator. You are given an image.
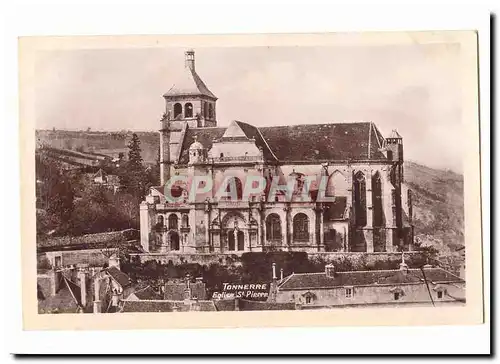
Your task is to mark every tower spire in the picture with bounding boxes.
[185,49,195,71]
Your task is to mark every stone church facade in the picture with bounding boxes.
[140,50,414,255]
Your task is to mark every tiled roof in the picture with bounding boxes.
[178,127,225,164]
[38,274,81,314]
[133,286,163,300]
[238,299,296,311]
[37,229,139,252]
[278,267,464,291]
[213,299,236,311]
[259,122,386,162]
[230,121,278,162]
[164,281,207,300]
[164,67,217,99]
[324,197,348,220]
[93,168,106,178]
[177,122,387,165]
[106,267,131,288]
[121,300,216,312]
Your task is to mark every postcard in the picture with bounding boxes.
[19,31,483,330]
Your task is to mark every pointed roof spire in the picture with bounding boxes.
[164,49,217,99]
[389,129,402,138]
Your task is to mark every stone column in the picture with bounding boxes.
[318,205,325,252]
[365,170,374,253]
[93,277,102,314]
[381,169,395,252]
[311,210,317,251]
[204,208,210,252]
[365,170,373,228]
[283,206,290,250]
[160,231,168,253]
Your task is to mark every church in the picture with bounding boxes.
[139,50,414,255]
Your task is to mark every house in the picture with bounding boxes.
[272,255,465,308]
[37,229,141,270]
[37,251,134,314]
[140,49,414,255]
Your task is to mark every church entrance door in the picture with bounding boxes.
[227,229,245,252]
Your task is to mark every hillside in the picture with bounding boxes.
[36,130,160,164]
[404,161,464,259]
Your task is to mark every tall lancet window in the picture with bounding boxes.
[203,102,209,118]
[208,104,214,119]
[372,172,383,226]
[353,171,367,227]
[293,213,309,241]
[266,214,282,241]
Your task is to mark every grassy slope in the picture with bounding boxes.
[404,161,464,269]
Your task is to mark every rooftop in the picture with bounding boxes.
[176,121,388,165]
[278,267,464,291]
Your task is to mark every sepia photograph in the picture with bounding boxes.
[18,31,483,330]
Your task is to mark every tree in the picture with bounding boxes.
[119,133,148,200]
[35,153,75,235]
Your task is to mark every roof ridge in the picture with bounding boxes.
[258,121,373,129]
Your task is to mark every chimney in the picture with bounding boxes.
[77,269,87,307]
[185,49,195,71]
[280,268,284,281]
[272,263,277,280]
[399,252,408,275]
[93,277,102,313]
[111,290,119,307]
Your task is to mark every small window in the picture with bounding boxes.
[184,103,193,118]
[437,291,443,299]
[345,288,353,298]
[305,296,311,304]
[220,153,224,159]
[394,292,400,300]
[173,103,182,118]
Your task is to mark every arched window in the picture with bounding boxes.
[293,213,309,241]
[184,103,193,118]
[173,103,182,119]
[354,172,367,227]
[266,214,282,241]
[225,177,243,201]
[182,214,189,228]
[168,214,178,230]
[326,171,349,197]
[208,104,214,119]
[372,172,383,226]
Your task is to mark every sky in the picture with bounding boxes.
[35,44,464,173]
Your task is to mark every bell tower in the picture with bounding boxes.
[160,49,218,185]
